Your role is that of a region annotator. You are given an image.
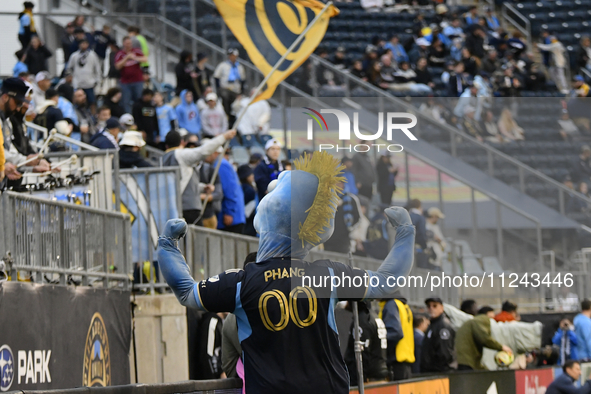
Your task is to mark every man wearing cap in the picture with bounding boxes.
[421,297,457,373]
[127,26,150,71]
[162,129,236,224]
[33,89,71,136]
[119,131,152,169]
[213,48,245,123]
[70,27,94,56]
[380,294,415,380]
[201,92,228,138]
[90,117,121,150]
[119,113,135,131]
[254,139,284,201]
[426,207,446,268]
[573,75,590,98]
[115,36,148,113]
[132,89,159,146]
[67,37,102,108]
[18,1,36,49]
[0,78,51,182]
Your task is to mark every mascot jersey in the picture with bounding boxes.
[157,151,416,394]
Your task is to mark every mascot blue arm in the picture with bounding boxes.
[157,152,415,310]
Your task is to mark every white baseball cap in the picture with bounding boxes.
[416,38,431,47]
[35,71,51,84]
[265,139,282,150]
[119,113,135,127]
[205,92,218,102]
[119,131,146,148]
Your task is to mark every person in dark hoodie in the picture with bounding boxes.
[175,50,196,97]
[176,90,201,136]
[104,87,125,118]
[380,295,415,380]
[90,117,121,150]
[132,89,159,146]
[118,131,152,168]
[25,36,52,75]
[237,164,257,236]
[344,301,389,386]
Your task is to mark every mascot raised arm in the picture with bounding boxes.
[157,151,415,394]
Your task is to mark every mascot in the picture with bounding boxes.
[157,151,415,394]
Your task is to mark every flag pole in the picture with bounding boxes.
[193,1,334,225]
[350,252,365,394]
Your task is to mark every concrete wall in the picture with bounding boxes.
[130,294,189,384]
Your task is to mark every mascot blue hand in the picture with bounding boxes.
[164,218,188,240]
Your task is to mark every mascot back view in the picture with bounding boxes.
[157,151,415,394]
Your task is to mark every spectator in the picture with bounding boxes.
[574,299,591,361]
[216,151,246,233]
[72,89,95,143]
[56,70,74,103]
[93,25,113,63]
[115,36,148,113]
[195,311,227,379]
[127,26,150,71]
[461,48,478,77]
[480,110,502,143]
[524,63,547,91]
[13,50,28,78]
[161,130,235,225]
[408,38,430,66]
[495,66,522,97]
[234,90,271,140]
[461,105,485,140]
[443,18,464,41]
[421,297,456,373]
[238,164,257,236]
[537,36,569,94]
[331,46,350,70]
[199,148,224,229]
[553,319,579,366]
[214,48,245,123]
[456,306,512,370]
[104,87,125,118]
[428,37,448,68]
[546,360,591,394]
[484,6,500,31]
[412,314,430,374]
[392,61,433,94]
[323,183,361,254]
[132,88,159,145]
[9,99,35,157]
[352,141,376,199]
[507,31,527,59]
[18,1,36,49]
[419,97,448,125]
[385,35,409,64]
[119,131,152,169]
[341,157,358,195]
[175,50,196,97]
[344,301,389,386]
[61,22,76,64]
[495,300,518,322]
[90,117,121,150]
[72,15,89,32]
[67,38,102,108]
[194,53,211,99]
[464,6,480,26]
[381,296,415,380]
[106,42,121,91]
[465,26,487,60]
[154,92,177,143]
[201,92,228,138]
[460,300,479,316]
[254,139,283,201]
[426,207,446,268]
[197,87,223,113]
[176,90,202,137]
[70,27,94,55]
[350,59,368,82]
[408,198,427,251]
[414,57,434,89]
[33,89,67,133]
[572,76,590,98]
[376,152,397,205]
[448,62,468,97]
[25,36,52,75]
[497,108,524,141]
[118,112,135,132]
[481,50,500,75]
[249,152,262,168]
[576,36,591,73]
[96,106,111,131]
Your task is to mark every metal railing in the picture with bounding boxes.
[0,191,131,288]
[502,3,533,49]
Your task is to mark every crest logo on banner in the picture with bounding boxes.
[83,313,111,387]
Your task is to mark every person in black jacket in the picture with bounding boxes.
[344,301,388,386]
[376,152,398,205]
[118,131,152,169]
[254,139,284,202]
[546,360,591,394]
[132,89,159,146]
[9,102,35,156]
[195,312,226,379]
[420,297,457,373]
[175,50,196,98]
[18,2,36,49]
[104,87,125,118]
[61,22,76,64]
[194,53,211,99]
[25,36,52,75]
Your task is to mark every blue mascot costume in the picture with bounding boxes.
[157,151,415,393]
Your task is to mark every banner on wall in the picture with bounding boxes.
[0,282,131,392]
[449,370,516,394]
[515,368,554,393]
[398,378,449,394]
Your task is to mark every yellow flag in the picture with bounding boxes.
[213,0,339,102]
